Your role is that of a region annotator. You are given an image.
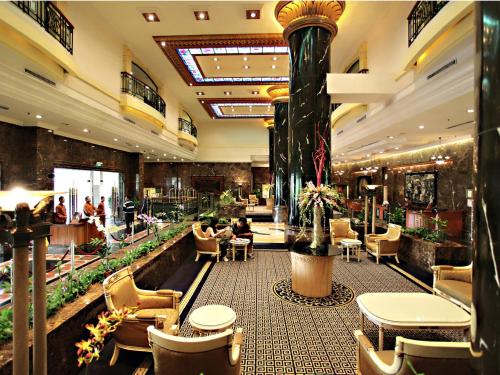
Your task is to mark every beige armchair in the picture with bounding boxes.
[103,267,182,365]
[365,224,401,264]
[193,223,221,262]
[148,326,244,375]
[329,218,358,245]
[248,194,259,205]
[355,330,473,375]
[432,263,472,312]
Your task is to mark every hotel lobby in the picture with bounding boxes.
[0,1,498,374]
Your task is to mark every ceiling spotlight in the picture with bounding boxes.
[146,156,150,159]
[246,10,260,19]
[251,90,259,95]
[201,100,205,104]
[249,106,253,112]
[194,11,209,20]
[267,106,271,111]
[379,151,384,154]
[114,138,118,141]
[271,64,277,69]
[272,56,278,61]
[216,65,221,70]
[418,125,425,129]
[224,91,231,95]
[189,83,193,86]
[163,153,166,157]
[63,139,68,142]
[395,147,400,150]
[157,158,160,162]
[181,158,184,161]
[135,145,139,148]
[83,128,89,133]
[35,114,42,119]
[244,65,250,70]
[196,92,204,96]
[173,156,177,159]
[161,41,166,47]
[231,106,235,112]
[213,57,218,62]
[388,135,394,139]
[467,108,474,113]
[47,129,53,133]
[143,13,159,22]
[243,57,248,61]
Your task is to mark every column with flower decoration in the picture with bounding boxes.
[274,1,345,230]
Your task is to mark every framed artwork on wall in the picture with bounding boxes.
[404,172,437,206]
[191,176,224,194]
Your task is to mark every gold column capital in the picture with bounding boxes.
[267,85,289,104]
[275,0,345,40]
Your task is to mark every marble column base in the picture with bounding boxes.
[273,205,288,223]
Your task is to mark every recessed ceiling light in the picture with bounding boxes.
[163,153,166,157]
[224,91,231,95]
[146,156,150,159]
[246,10,260,19]
[243,57,248,61]
[47,129,53,133]
[83,128,89,133]
[143,13,159,22]
[181,158,184,161]
[418,125,425,129]
[201,100,205,104]
[272,57,278,61]
[135,145,139,148]
[114,138,118,141]
[213,57,218,62]
[244,65,250,70]
[379,151,384,154]
[189,83,193,86]
[173,156,177,159]
[161,41,166,47]
[63,139,68,142]
[467,108,474,113]
[388,135,394,139]
[267,106,271,111]
[395,147,400,150]
[35,114,42,119]
[216,65,221,70]
[157,158,160,162]
[251,90,259,95]
[271,65,277,69]
[231,107,235,112]
[249,106,253,112]
[194,11,209,20]
[196,92,204,96]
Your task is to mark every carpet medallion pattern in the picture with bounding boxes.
[273,279,355,308]
[179,252,461,375]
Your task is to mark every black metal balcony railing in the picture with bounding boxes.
[178,118,198,138]
[121,72,166,117]
[13,1,74,54]
[407,1,448,46]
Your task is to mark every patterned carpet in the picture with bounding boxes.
[179,251,462,375]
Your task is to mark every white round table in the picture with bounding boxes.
[189,304,236,335]
[229,238,251,261]
[340,239,362,262]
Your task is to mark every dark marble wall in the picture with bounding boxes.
[144,162,253,197]
[252,167,270,192]
[333,140,473,204]
[0,122,143,198]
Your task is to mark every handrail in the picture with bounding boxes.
[121,72,166,117]
[407,1,448,47]
[178,118,198,138]
[13,1,74,54]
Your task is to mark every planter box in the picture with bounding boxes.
[398,233,470,278]
[0,227,194,375]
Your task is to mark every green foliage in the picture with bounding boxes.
[0,223,189,344]
[389,205,406,226]
[219,189,237,206]
[198,210,216,223]
[218,217,229,225]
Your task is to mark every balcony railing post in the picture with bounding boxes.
[408,1,448,46]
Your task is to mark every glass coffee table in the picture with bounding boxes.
[188,304,236,335]
[357,292,471,349]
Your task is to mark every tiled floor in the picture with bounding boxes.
[252,222,286,245]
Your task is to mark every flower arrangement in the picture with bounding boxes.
[298,182,342,248]
[138,213,160,242]
[76,306,137,369]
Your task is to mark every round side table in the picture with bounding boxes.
[189,304,236,335]
[340,239,362,262]
[229,238,251,261]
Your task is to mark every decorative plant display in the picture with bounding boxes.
[76,306,137,370]
[219,189,237,206]
[155,211,169,221]
[167,203,185,222]
[389,205,406,226]
[298,182,341,248]
[138,213,160,242]
[88,238,112,273]
[402,216,448,243]
[198,210,216,223]
[0,223,189,344]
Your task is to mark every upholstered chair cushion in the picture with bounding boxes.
[435,280,472,306]
[334,221,350,237]
[440,269,472,284]
[109,276,139,309]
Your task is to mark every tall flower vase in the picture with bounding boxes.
[310,205,323,249]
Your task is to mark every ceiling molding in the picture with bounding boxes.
[199,98,273,119]
[153,33,288,86]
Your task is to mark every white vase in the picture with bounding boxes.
[310,205,323,249]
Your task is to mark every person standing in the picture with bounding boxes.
[54,196,67,224]
[83,196,96,217]
[123,195,135,235]
[96,196,106,227]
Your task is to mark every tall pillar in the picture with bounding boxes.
[472,2,500,373]
[266,120,274,184]
[267,85,289,223]
[275,1,345,226]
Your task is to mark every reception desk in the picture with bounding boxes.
[50,221,102,246]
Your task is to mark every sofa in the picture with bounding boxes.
[432,263,472,312]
